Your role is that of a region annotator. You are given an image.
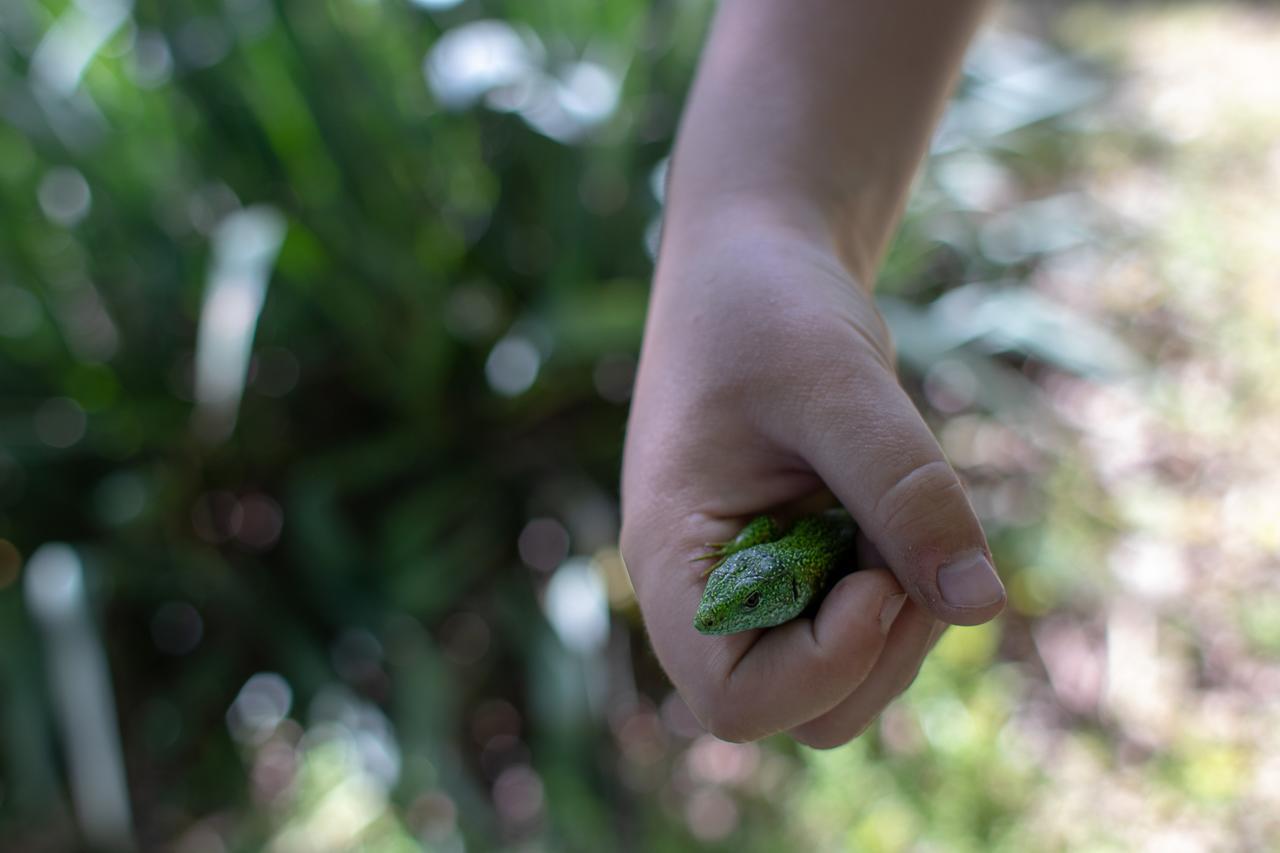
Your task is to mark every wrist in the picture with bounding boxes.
[659,187,869,289]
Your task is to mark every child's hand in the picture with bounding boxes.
[621,224,1004,746]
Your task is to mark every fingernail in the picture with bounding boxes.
[937,552,1004,609]
[879,594,907,635]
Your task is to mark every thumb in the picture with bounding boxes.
[793,360,1005,626]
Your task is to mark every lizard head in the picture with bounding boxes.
[693,548,803,635]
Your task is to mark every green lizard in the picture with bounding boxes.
[693,509,860,635]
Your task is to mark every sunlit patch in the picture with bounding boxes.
[424,20,622,142]
[932,151,1014,212]
[225,681,414,845]
[543,556,609,654]
[556,60,621,126]
[29,0,132,96]
[425,20,538,108]
[307,686,401,789]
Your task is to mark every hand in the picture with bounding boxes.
[620,220,1005,747]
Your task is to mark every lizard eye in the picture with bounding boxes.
[743,592,761,610]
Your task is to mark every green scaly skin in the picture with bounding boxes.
[693,509,859,635]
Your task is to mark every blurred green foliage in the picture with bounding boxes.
[4,0,1280,850]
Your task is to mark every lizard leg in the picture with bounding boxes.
[695,515,783,576]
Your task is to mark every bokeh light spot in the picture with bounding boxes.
[613,706,667,766]
[440,612,490,666]
[236,493,283,550]
[685,788,739,842]
[516,517,569,573]
[444,282,502,341]
[471,699,522,745]
[175,16,231,69]
[556,61,620,126]
[687,735,760,785]
[227,672,292,745]
[492,765,543,825]
[38,167,91,227]
[485,335,540,396]
[34,397,86,448]
[544,558,609,654]
[93,471,147,527]
[924,358,979,413]
[479,733,529,780]
[129,30,173,88]
[409,0,465,10]
[425,21,536,109]
[406,790,457,843]
[151,601,204,656]
[58,286,120,363]
[251,739,297,804]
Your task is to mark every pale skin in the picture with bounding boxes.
[620,0,1006,747]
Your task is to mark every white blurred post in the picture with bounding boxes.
[24,544,135,852]
[192,206,287,443]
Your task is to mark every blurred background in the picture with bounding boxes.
[2,0,1279,849]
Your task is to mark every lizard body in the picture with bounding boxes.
[693,509,859,635]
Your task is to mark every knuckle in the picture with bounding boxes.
[874,458,967,536]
